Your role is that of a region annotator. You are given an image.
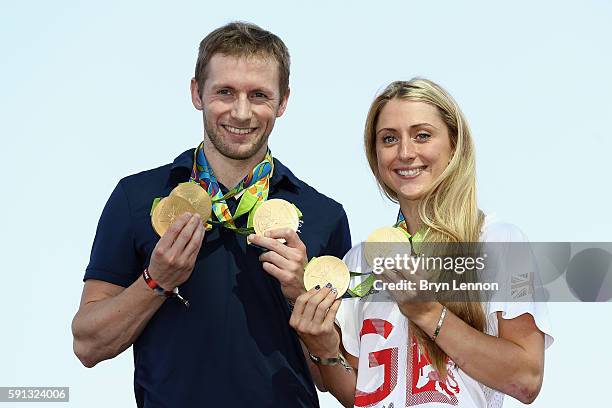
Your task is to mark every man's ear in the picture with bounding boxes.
[190,78,203,111]
[276,87,290,117]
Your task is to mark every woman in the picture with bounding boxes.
[290,78,553,407]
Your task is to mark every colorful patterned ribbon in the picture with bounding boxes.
[342,211,426,299]
[191,142,273,230]
[395,211,425,244]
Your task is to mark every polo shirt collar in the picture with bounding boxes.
[170,148,300,191]
[170,148,194,170]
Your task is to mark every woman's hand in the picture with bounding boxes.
[290,285,342,358]
[379,260,440,325]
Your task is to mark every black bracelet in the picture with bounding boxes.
[287,299,295,313]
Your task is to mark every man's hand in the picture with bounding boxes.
[248,228,307,302]
[148,212,205,290]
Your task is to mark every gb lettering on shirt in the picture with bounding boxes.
[407,336,460,406]
[354,313,460,407]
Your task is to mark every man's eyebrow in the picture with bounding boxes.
[209,83,276,95]
[210,83,234,90]
[251,86,276,95]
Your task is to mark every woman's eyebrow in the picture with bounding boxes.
[376,122,438,134]
[410,122,438,130]
[376,127,397,135]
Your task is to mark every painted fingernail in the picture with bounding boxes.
[325,282,332,288]
[332,288,338,294]
[315,285,321,290]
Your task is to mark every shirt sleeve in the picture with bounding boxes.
[84,180,142,287]
[323,208,352,259]
[482,221,554,349]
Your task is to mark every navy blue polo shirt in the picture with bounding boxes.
[84,148,351,408]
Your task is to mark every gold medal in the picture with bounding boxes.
[252,198,300,237]
[151,195,197,237]
[170,182,212,223]
[304,256,350,299]
[364,226,412,267]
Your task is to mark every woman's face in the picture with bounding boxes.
[375,99,453,204]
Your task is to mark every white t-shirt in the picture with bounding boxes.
[336,216,554,408]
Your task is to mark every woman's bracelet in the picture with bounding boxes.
[431,305,447,342]
[308,351,353,371]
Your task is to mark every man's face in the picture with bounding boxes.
[191,53,289,160]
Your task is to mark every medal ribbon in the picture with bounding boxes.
[395,211,426,244]
[191,142,274,230]
[339,211,427,298]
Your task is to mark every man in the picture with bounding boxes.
[72,22,351,407]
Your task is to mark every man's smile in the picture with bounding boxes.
[222,125,258,135]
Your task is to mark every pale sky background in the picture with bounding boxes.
[1,0,611,407]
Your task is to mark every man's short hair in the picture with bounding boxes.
[195,21,290,99]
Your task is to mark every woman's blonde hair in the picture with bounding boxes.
[364,78,485,375]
